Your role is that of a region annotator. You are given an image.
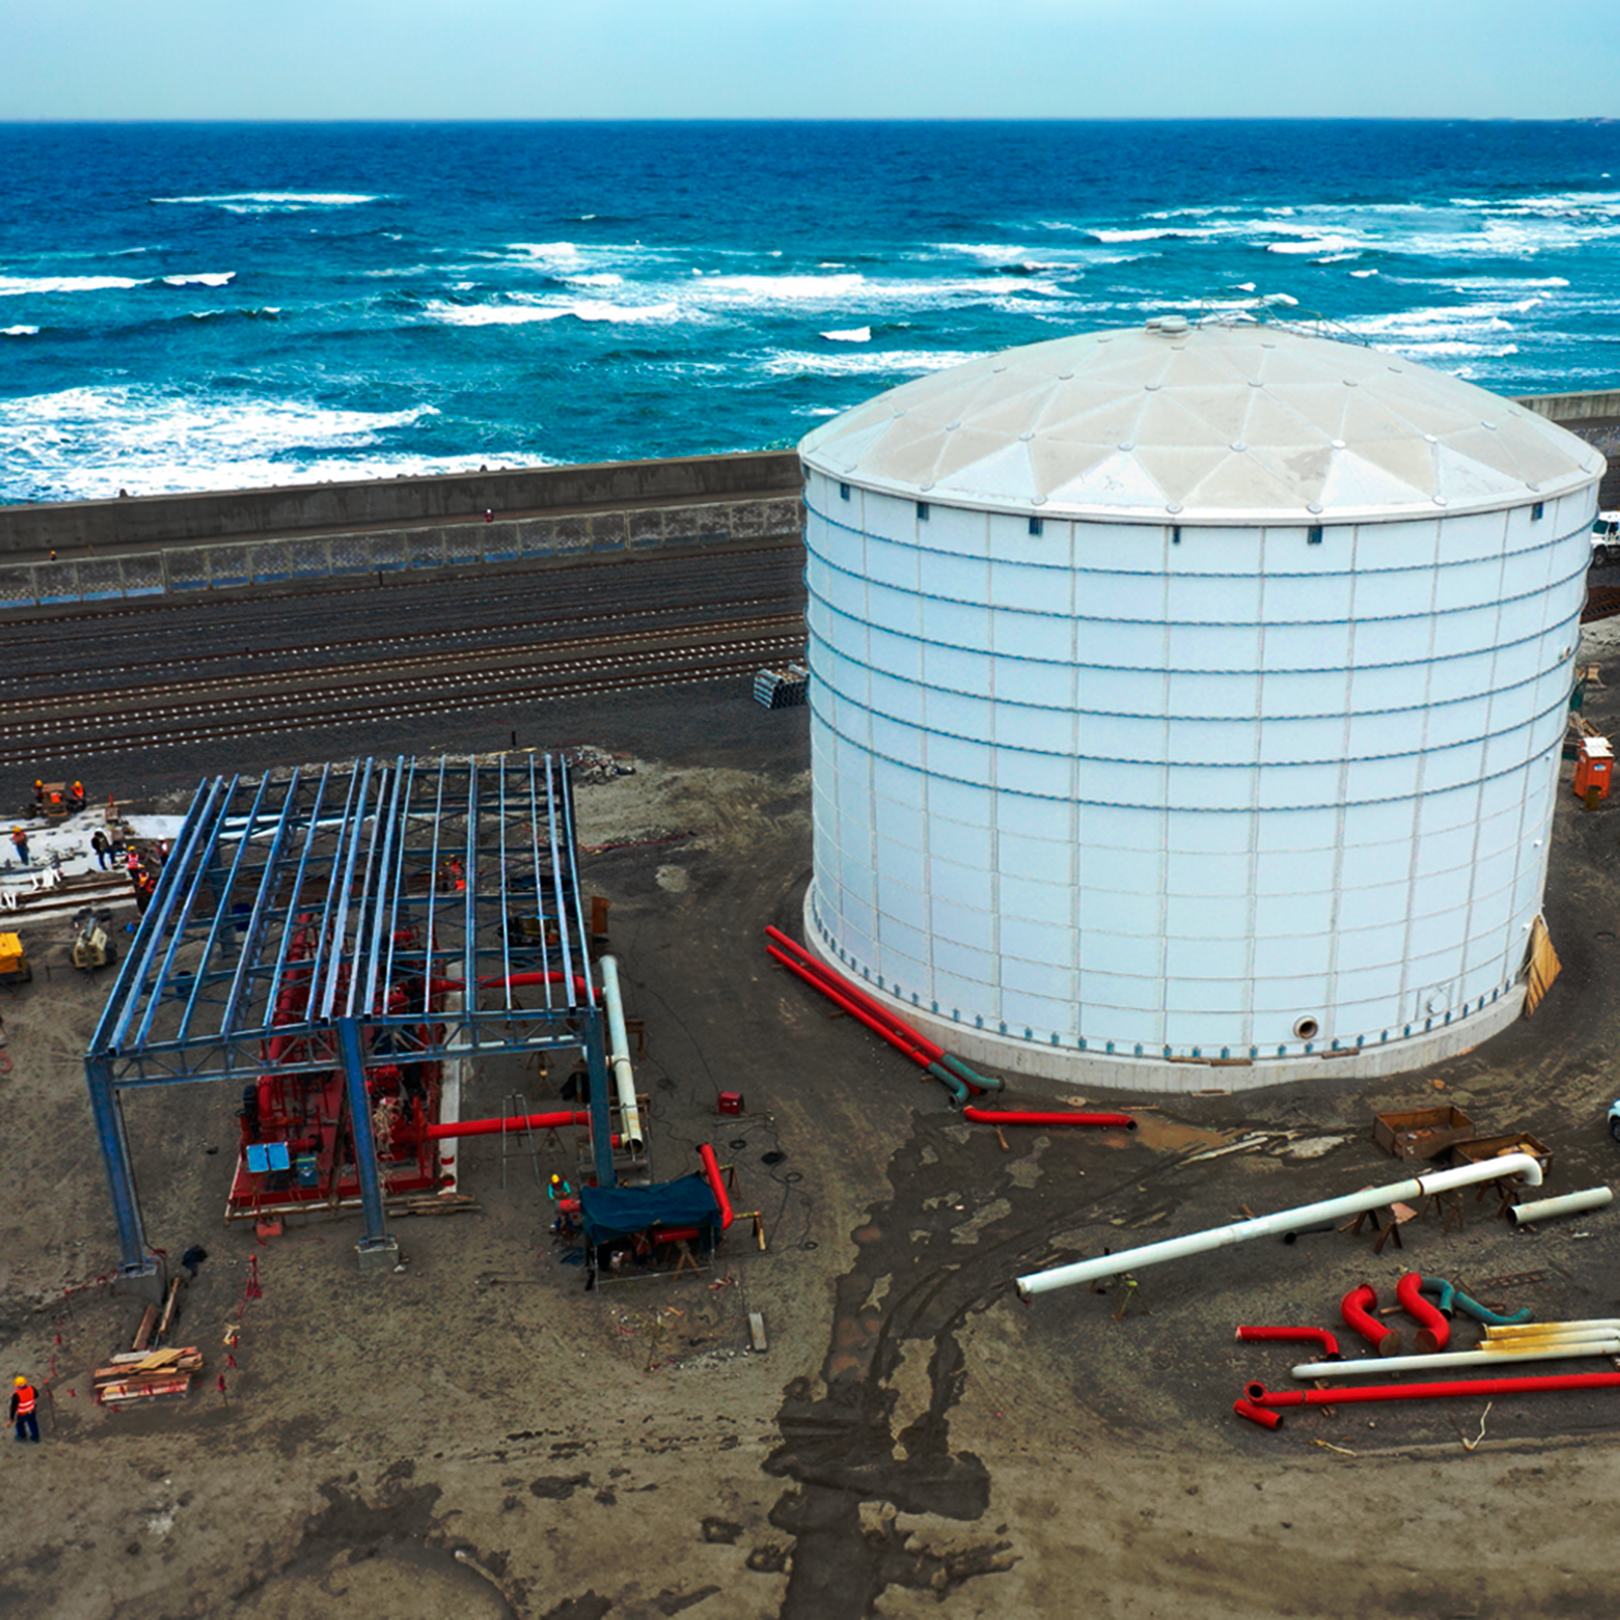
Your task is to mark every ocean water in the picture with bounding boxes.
[3,118,1620,506]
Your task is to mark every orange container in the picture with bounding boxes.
[1574,736,1613,800]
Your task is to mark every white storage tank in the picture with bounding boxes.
[798,318,1604,1090]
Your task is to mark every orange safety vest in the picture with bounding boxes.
[14,1383,36,1415]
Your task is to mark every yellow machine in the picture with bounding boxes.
[71,913,116,972]
[0,933,29,985]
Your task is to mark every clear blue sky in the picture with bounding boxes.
[3,0,1615,121]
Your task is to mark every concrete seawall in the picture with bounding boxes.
[0,449,802,555]
[0,449,805,610]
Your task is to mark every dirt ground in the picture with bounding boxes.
[5,654,1620,1620]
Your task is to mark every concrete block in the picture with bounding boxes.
[748,1311,768,1353]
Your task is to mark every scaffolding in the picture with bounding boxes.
[84,754,615,1275]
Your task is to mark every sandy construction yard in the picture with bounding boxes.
[3,660,1620,1620]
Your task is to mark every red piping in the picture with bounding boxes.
[1245,1372,1620,1409]
[1397,1271,1452,1353]
[964,1107,1135,1130]
[1341,1283,1402,1356]
[764,927,946,1059]
[766,945,937,1070]
[1235,1325,1342,1359]
[1232,1398,1284,1430]
[427,971,599,1002]
[697,1143,734,1230]
[424,1111,590,1141]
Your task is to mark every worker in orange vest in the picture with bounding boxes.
[11,1375,39,1443]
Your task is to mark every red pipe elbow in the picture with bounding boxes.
[1396,1271,1452,1353]
[1341,1284,1402,1356]
[1235,1325,1342,1359]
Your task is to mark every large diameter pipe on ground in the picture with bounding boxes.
[765,927,1003,1093]
[1509,1187,1614,1226]
[1014,1153,1545,1302]
[1292,1339,1620,1379]
[1245,1371,1620,1411]
[697,1142,734,1230]
[1235,1325,1342,1359]
[1397,1271,1451,1353]
[425,1111,589,1141]
[766,945,936,1070]
[1341,1284,1402,1355]
[963,1107,1136,1131]
[598,955,645,1153]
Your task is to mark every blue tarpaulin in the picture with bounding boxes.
[578,1173,721,1247]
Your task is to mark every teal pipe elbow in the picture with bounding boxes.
[940,1052,1003,1093]
[1420,1274,1534,1327]
[926,1061,971,1107]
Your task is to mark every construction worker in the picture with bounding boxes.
[11,1375,39,1443]
[31,781,43,805]
[91,829,110,869]
[547,1173,573,1201]
[9,827,28,867]
[69,781,85,811]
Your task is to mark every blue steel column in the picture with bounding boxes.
[583,1020,615,1188]
[85,1057,152,1275]
[336,1016,393,1251]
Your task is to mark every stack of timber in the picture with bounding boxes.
[95,1346,203,1405]
[97,1274,199,1404]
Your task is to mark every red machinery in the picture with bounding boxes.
[226,923,454,1219]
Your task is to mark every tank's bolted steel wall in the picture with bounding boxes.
[798,323,1605,1090]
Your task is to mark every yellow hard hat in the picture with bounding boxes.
[13,1375,26,1386]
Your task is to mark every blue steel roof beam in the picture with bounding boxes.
[340,765,388,1023]
[299,764,367,1020]
[417,756,451,1021]
[516,752,546,1002]
[377,756,421,1012]
[554,757,593,1005]
[252,764,335,1039]
[173,770,276,1045]
[530,754,558,996]
[460,759,480,1036]
[217,767,305,1037]
[354,758,408,1021]
[122,775,238,1054]
[495,758,514,997]
[317,758,379,1024]
[89,778,211,1058]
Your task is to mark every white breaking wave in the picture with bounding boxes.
[0,274,145,297]
[822,326,872,343]
[3,325,39,336]
[700,272,867,301]
[763,347,990,378]
[161,272,236,288]
[0,385,458,503]
[153,192,380,212]
[424,297,680,327]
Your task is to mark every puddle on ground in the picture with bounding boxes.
[1106,1113,1229,1155]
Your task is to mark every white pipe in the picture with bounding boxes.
[1509,1186,1613,1226]
[597,955,644,1153]
[1292,1338,1620,1379]
[1486,1319,1620,1339]
[1014,1152,1544,1301]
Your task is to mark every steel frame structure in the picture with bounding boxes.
[85,754,614,1275]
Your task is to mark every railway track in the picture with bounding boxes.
[0,634,807,767]
[0,540,810,769]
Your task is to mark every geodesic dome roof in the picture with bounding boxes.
[799,319,1604,524]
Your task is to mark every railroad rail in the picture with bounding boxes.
[0,541,809,770]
